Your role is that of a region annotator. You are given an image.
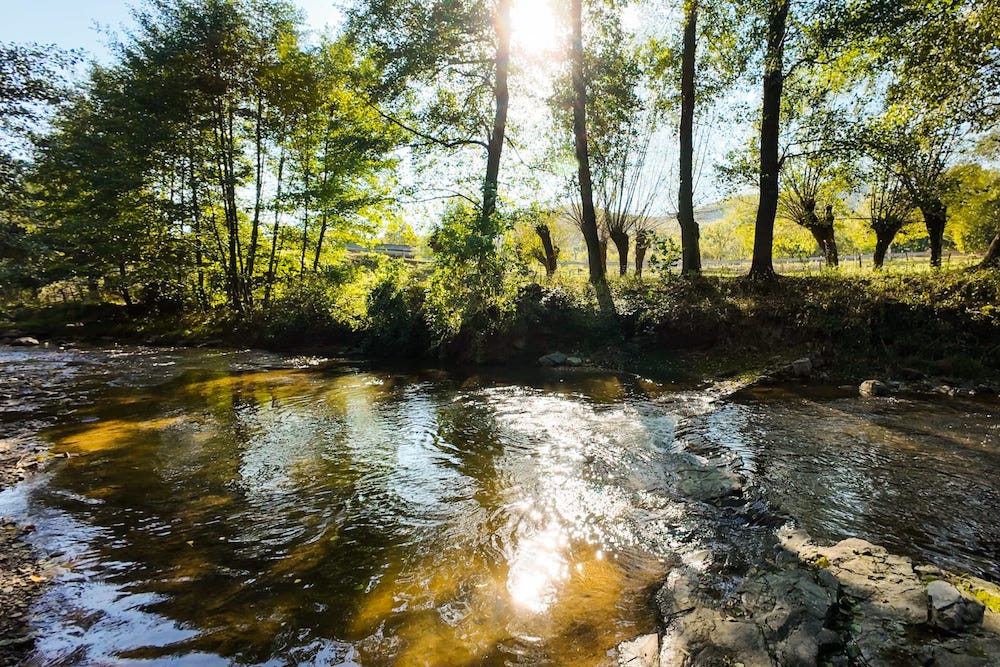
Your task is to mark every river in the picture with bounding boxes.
[0,346,997,666]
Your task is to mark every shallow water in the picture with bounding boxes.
[1,347,998,666]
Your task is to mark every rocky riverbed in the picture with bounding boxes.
[0,437,53,666]
[614,390,1000,667]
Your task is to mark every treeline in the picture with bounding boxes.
[0,0,998,323]
[2,1,400,312]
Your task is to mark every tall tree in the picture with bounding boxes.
[748,0,789,279]
[347,0,512,227]
[569,0,604,284]
[677,0,702,274]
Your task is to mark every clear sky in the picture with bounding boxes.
[0,0,343,62]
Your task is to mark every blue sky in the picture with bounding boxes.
[0,0,342,62]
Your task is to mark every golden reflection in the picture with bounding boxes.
[506,523,569,614]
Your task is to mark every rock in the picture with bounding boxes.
[538,352,568,367]
[618,634,659,667]
[928,580,985,632]
[790,357,813,378]
[9,337,40,347]
[859,380,890,397]
[565,356,583,367]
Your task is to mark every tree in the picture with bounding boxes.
[569,0,605,284]
[676,0,702,274]
[347,0,512,227]
[778,160,839,266]
[866,168,918,269]
[748,0,790,279]
[0,42,77,292]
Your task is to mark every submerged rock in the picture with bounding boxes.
[9,337,39,347]
[668,452,744,502]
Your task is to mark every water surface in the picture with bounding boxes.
[1,347,998,666]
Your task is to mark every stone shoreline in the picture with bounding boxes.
[0,436,55,667]
[618,526,1000,666]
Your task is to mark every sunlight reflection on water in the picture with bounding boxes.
[1,355,687,667]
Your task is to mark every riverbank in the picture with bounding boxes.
[4,271,1000,387]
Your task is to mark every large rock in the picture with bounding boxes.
[790,357,813,378]
[859,379,891,397]
[928,580,985,632]
[657,564,838,667]
[538,352,568,367]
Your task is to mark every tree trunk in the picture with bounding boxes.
[635,233,650,277]
[873,234,893,269]
[535,224,558,277]
[313,212,329,272]
[920,198,947,268]
[118,262,133,307]
[246,96,265,306]
[264,152,285,310]
[299,167,311,276]
[599,235,608,272]
[749,0,789,280]
[821,225,839,267]
[807,227,828,261]
[482,0,511,226]
[570,0,605,284]
[981,231,1000,268]
[677,0,701,274]
[610,229,629,276]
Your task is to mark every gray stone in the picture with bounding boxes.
[565,356,583,367]
[790,357,813,377]
[9,337,40,347]
[538,352,568,367]
[859,379,890,397]
[928,580,985,633]
[618,633,659,667]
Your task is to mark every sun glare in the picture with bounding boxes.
[510,0,560,58]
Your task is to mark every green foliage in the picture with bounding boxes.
[945,163,1000,253]
[648,237,682,279]
[423,203,528,356]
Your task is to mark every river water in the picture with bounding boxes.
[0,346,998,666]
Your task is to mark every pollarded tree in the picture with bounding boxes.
[866,168,918,269]
[863,116,962,268]
[778,159,839,266]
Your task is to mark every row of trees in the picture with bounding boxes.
[2,0,401,311]
[1,0,998,316]
[348,0,999,283]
